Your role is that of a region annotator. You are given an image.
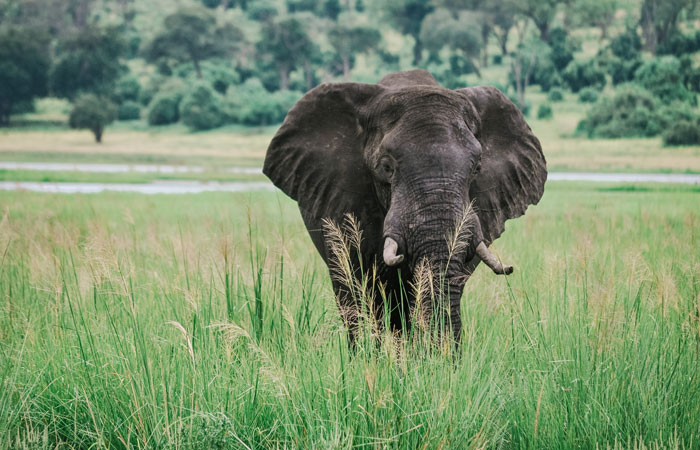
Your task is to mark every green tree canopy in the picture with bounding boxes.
[68,93,117,142]
[50,25,126,99]
[0,25,51,125]
[569,0,617,39]
[420,9,483,75]
[143,6,244,79]
[375,0,433,64]
[256,16,316,90]
[640,0,696,54]
[328,22,381,79]
[512,0,560,43]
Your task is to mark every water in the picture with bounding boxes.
[548,172,700,184]
[0,162,698,194]
[0,180,275,194]
[0,162,262,175]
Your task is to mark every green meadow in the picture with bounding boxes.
[1,181,699,448]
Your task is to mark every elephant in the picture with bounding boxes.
[263,69,547,344]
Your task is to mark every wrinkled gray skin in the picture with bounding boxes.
[264,70,547,344]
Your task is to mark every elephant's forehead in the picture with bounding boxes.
[377,87,462,113]
[371,88,466,130]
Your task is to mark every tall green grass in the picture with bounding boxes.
[1,183,699,448]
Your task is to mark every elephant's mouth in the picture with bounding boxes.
[382,226,513,276]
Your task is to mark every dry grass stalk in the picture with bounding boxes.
[446,201,476,265]
[167,321,195,370]
[322,214,382,337]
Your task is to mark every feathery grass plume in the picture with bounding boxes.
[167,321,195,370]
[322,214,382,338]
[445,200,476,268]
[410,257,435,333]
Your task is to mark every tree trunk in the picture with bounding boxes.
[304,58,313,91]
[513,59,524,107]
[412,38,423,65]
[494,27,509,56]
[93,125,103,143]
[640,0,658,53]
[342,55,350,80]
[467,55,482,78]
[481,24,490,68]
[279,68,289,90]
[536,20,550,43]
[0,101,10,127]
[193,58,203,79]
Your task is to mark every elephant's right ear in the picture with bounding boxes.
[263,83,383,222]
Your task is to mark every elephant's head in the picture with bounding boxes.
[264,70,546,332]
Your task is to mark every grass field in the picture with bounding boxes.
[1,181,699,448]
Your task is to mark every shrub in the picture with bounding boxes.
[117,100,141,120]
[549,27,575,72]
[173,60,240,94]
[578,87,599,103]
[657,31,700,56]
[547,88,564,102]
[610,28,642,60]
[179,83,225,130]
[224,78,302,126]
[537,103,553,119]
[69,94,116,142]
[508,40,560,93]
[562,60,606,92]
[577,84,662,138]
[113,76,141,104]
[147,91,183,126]
[662,120,700,146]
[634,56,697,105]
[608,56,642,85]
[658,102,698,128]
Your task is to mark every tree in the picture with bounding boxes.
[434,0,510,67]
[0,25,51,125]
[513,0,560,43]
[257,16,316,90]
[328,23,381,79]
[376,0,433,64]
[69,94,117,142]
[323,0,341,20]
[50,25,126,99]
[420,8,483,76]
[490,2,516,56]
[510,39,551,106]
[569,0,617,39]
[639,0,696,54]
[143,6,244,79]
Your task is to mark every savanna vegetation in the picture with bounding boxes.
[1,0,700,141]
[1,0,700,448]
[1,183,699,448]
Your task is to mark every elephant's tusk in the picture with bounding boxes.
[475,242,513,275]
[383,237,404,267]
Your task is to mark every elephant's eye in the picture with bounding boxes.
[379,159,395,181]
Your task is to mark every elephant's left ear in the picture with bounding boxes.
[457,86,547,245]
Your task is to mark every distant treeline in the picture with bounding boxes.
[1,0,699,143]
